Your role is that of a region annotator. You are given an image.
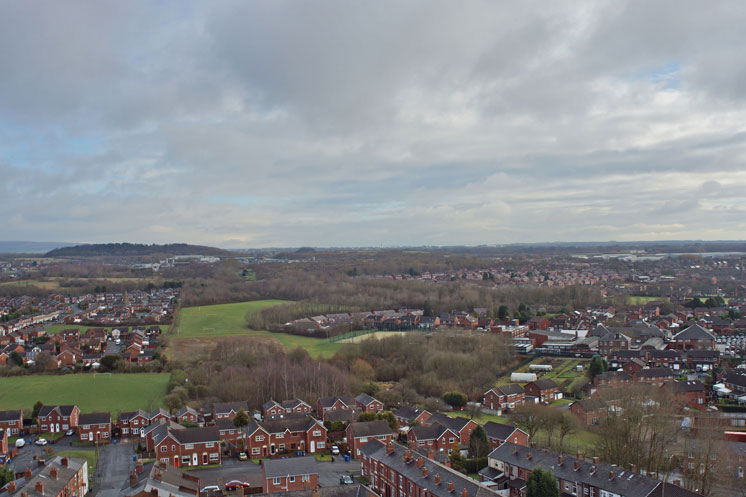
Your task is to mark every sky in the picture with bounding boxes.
[1,1,746,248]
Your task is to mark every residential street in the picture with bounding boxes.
[95,440,136,497]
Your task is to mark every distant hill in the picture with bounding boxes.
[0,241,78,254]
[45,243,231,257]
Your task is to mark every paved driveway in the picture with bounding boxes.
[94,439,136,497]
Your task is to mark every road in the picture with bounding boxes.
[192,456,361,490]
[95,440,136,497]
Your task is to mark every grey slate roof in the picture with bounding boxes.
[493,384,525,396]
[359,440,499,497]
[428,413,472,433]
[348,420,393,438]
[489,443,661,497]
[78,412,111,426]
[170,426,220,444]
[394,406,428,421]
[0,409,22,422]
[483,421,522,441]
[410,423,454,441]
[355,393,378,406]
[674,324,716,341]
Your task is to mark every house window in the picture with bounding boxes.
[81,433,88,440]
[279,444,285,450]
[289,476,296,482]
[182,456,190,464]
[161,446,167,452]
[252,448,260,455]
[256,436,265,442]
[277,433,284,438]
[206,442,214,448]
[210,453,219,460]
[317,441,325,448]
[302,475,310,482]
[273,478,281,485]
[313,430,321,436]
[103,431,109,438]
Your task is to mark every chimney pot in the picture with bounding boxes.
[24,467,32,478]
[462,488,468,497]
[448,482,454,492]
[386,441,394,454]
[417,457,424,468]
[435,474,441,484]
[35,481,44,495]
[61,457,69,467]
[423,467,428,477]
[8,481,16,492]
[50,466,58,479]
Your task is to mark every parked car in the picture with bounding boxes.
[339,474,354,485]
[35,438,48,446]
[236,451,248,461]
[201,485,221,495]
[331,445,340,455]
[225,481,250,491]
[65,429,75,436]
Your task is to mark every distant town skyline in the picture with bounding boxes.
[2,1,745,248]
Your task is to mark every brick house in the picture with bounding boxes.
[524,379,561,403]
[570,399,607,426]
[78,412,111,443]
[245,415,327,458]
[598,331,630,357]
[527,317,550,331]
[487,442,700,497]
[406,424,459,453]
[483,421,529,450]
[316,396,356,421]
[482,384,525,411]
[632,367,676,386]
[154,427,221,468]
[38,405,80,433]
[355,393,384,413]
[0,428,7,458]
[360,441,496,497]
[212,401,249,421]
[427,413,479,446]
[0,409,23,437]
[119,409,150,438]
[394,406,431,427]
[149,408,171,425]
[686,350,720,371]
[262,398,313,418]
[143,420,185,452]
[174,406,201,425]
[215,417,245,447]
[662,380,707,409]
[593,371,631,387]
[672,324,716,351]
[346,420,394,458]
[5,455,89,497]
[262,456,319,493]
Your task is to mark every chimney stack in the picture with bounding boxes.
[24,467,32,478]
[404,449,412,462]
[574,461,579,471]
[577,449,583,461]
[558,455,563,465]
[38,459,45,468]
[427,449,435,460]
[50,466,58,480]
[593,457,600,465]
[35,481,44,495]
[448,482,454,492]
[630,463,637,474]
[386,441,394,454]
[527,453,532,461]
[423,466,428,477]
[608,471,614,481]
[462,488,468,497]
[435,474,441,485]
[136,459,144,474]
[7,481,16,493]
[130,470,138,487]
[61,457,69,467]
[417,457,424,469]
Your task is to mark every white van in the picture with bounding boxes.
[15,438,25,448]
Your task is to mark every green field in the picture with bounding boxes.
[46,324,170,335]
[0,373,169,414]
[173,300,343,358]
[446,410,512,424]
[625,295,670,305]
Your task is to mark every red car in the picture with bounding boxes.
[225,481,251,491]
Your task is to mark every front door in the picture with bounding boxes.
[174,456,179,467]
[192,453,198,466]
[310,441,314,453]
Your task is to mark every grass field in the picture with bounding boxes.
[625,295,671,305]
[446,410,512,424]
[51,450,98,474]
[172,300,343,359]
[46,324,170,335]
[0,373,169,414]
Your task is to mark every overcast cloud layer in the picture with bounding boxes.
[2,1,746,248]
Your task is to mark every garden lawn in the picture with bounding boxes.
[51,450,97,474]
[0,373,169,415]
[445,411,512,424]
[173,300,343,358]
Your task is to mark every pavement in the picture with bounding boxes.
[94,439,136,497]
[192,455,361,490]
